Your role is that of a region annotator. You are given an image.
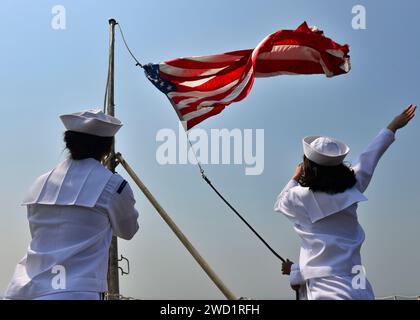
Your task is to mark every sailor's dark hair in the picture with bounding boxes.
[64,130,114,161]
[299,155,357,194]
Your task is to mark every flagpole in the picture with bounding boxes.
[106,18,120,299]
[115,153,237,300]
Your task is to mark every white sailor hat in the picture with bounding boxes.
[302,135,349,166]
[60,109,123,137]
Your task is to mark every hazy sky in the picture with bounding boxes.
[0,0,419,299]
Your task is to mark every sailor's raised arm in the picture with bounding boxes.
[352,129,395,193]
[353,105,416,193]
[274,164,302,216]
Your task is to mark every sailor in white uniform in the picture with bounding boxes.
[275,105,416,300]
[5,109,139,300]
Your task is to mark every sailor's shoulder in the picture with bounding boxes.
[106,172,129,194]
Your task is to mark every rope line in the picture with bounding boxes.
[105,22,142,111]
[103,40,112,112]
[116,23,143,68]
[187,133,286,263]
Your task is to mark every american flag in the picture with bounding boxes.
[144,22,350,130]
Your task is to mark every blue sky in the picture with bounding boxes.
[0,0,419,299]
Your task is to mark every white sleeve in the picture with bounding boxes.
[274,179,299,218]
[352,128,395,193]
[107,181,139,240]
[290,263,305,286]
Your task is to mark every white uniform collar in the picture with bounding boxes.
[22,158,113,207]
[294,185,368,223]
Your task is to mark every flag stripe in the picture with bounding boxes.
[257,45,321,63]
[178,63,253,113]
[160,63,229,77]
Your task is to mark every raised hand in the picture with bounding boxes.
[292,163,304,182]
[387,104,416,133]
